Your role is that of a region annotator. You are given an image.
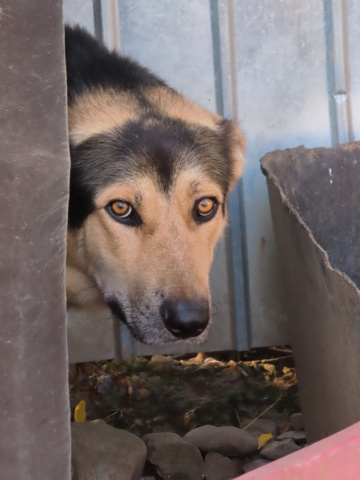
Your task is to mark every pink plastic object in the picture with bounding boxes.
[238,422,360,480]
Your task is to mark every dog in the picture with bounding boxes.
[65,26,245,345]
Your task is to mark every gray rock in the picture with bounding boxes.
[260,439,301,461]
[277,430,306,443]
[290,413,304,431]
[242,418,278,438]
[184,425,258,456]
[229,456,249,475]
[204,452,238,480]
[143,432,204,480]
[242,459,271,473]
[71,421,147,480]
[152,424,176,433]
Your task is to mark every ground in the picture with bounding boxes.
[69,347,300,438]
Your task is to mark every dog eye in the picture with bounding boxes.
[105,200,142,227]
[194,197,218,224]
[110,200,132,218]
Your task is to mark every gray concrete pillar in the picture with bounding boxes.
[0,1,71,478]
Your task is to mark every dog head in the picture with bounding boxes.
[65,26,245,344]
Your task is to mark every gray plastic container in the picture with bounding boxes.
[261,142,360,443]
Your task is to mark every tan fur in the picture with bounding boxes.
[227,121,247,189]
[144,86,223,130]
[67,169,225,306]
[68,89,141,146]
[69,86,225,145]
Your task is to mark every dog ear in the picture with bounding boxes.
[225,120,246,192]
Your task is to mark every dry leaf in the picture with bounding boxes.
[74,400,86,423]
[258,432,273,449]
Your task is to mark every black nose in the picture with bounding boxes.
[161,298,209,339]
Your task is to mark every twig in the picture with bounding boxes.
[243,392,284,431]
[235,409,242,428]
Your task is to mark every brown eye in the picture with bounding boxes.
[193,197,219,224]
[110,200,132,218]
[106,199,142,227]
[197,197,215,216]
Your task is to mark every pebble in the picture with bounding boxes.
[135,388,151,401]
[260,438,301,460]
[291,412,304,431]
[277,430,306,443]
[150,355,173,365]
[242,458,271,473]
[152,424,176,433]
[150,375,163,385]
[204,452,238,480]
[71,421,146,480]
[96,375,112,395]
[184,425,258,456]
[143,432,204,480]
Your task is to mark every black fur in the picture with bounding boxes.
[65,25,165,103]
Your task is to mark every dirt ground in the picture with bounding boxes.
[69,347,300,438]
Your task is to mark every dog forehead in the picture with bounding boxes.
[72,116,230,190]
[68,86,223,147]
[94,168,223,209]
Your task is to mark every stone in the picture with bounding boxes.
[152,424,176,433]
[277,430,306,443]
[242,458,271,473]
[134,388,151,401]
[143,432,204,480]
[242,418,278,438]
[150,355,173,365]
[260,439,301,461]
[229,457,248,475]
[204,452,238,480]
[184,425,258,456]
[96,375,112,395]
[149,376,163,386]
[71,421,147,480]
[290,412,304,431]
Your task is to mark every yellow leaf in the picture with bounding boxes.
[74,400,86,423]
[258,433,273,449]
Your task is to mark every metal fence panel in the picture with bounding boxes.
[64,0,360,361]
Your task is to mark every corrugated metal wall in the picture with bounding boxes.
[64,0,360,361]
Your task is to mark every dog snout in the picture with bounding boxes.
[160,298,209,339]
